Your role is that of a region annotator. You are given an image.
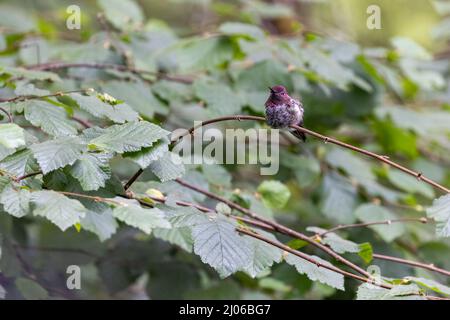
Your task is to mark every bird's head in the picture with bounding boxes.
[268,85,289,102]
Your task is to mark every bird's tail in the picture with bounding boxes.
[290,128,306,142]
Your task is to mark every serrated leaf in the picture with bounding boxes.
[0,123,25,149]
[101,80,167,119]
[358,242,373,264]
[0,184,31,218]
[148,152,185,182]
[219,22,265,40]
[193,80,241,116]
[320,172,358,224]
[15,277,48,300]
[70,93,139,123]
[112,197,171,234]
[406,276,450,296]
[170,36,235,72]
[242,231,283,278]
[80,202,118,242]
[285,253,345,290]
[23,100,77,136]
[162,205,209,227]
[89,121,169,153]
[0,66,60,82]
[69,153,111,191]
[426,194,450,237]
[387,170,434,199]
[124,138,169,169]
[192,216,251,278]
[354,204,405,242]
[153,227,193,252]
[98,0,143,30]
[357,283,424,300]
[0,149,39,177]
[257,180,291,209]
[30,190,87,231]
[30,136,85,174]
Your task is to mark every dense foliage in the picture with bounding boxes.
[0,0,449,300]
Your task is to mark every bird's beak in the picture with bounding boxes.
[268,87,274,94]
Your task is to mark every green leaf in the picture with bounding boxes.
[70,93,139,124]
[0,184,31,218]
[193,79,242,116]
[372,118,418,159]
[30,136,85,174]
[426,194,450,237]
[0,149,39,177]
[88,121,169,153]
[358,242,373,264]
[15,277,48,300]
[325,147,375,181]
[354,204,405,242]
[153,227,193,253]
[284,253,345,290]
[170,36,235,71]
[98,0,143,30]
[112,197,171,234]
[69,153,112,191]
[320,172,358,224]
[30,190,87,231]
[192,215,251,278]
[124,138,169,169]
[0,66,60,82]
[162,205,209,228]
[0,123,25,149]
[387,170,434,199]
[257,180,291,209]
[219,22,265,40]
[357,283,424,300]
[406,277,450,296]
[23,100,77,136]
[148,152,185,182]
[242,231,283,278]
[101,80,168,118]
[307,227,360,254]
[203,164,232,188]
[80,202,118,242]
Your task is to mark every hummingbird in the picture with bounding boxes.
[265,85,306,142]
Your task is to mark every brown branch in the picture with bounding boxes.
[15,171,42,182]
[0,89,89,103]
[140,193,275,231]
[176,115,450,194]
[372,254,450,277]
[125,114,449,193]
[0,106,13,122]
[26,62,195,84]
[71,115,93,129]
[237,227,391,289]
[174,178,450,279]
[317,217,429,237]
[175,178,371,278]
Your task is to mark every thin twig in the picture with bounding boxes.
[0,106,13,122]
[175,178,371,278]
[317,217,429,237]
[174,178,450,278]
[237,227,390,289]
[0,89,89,103]
[175,115,450,194]
[26,62,194,84]
[125,114,449,193]
[372,254,450,277]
